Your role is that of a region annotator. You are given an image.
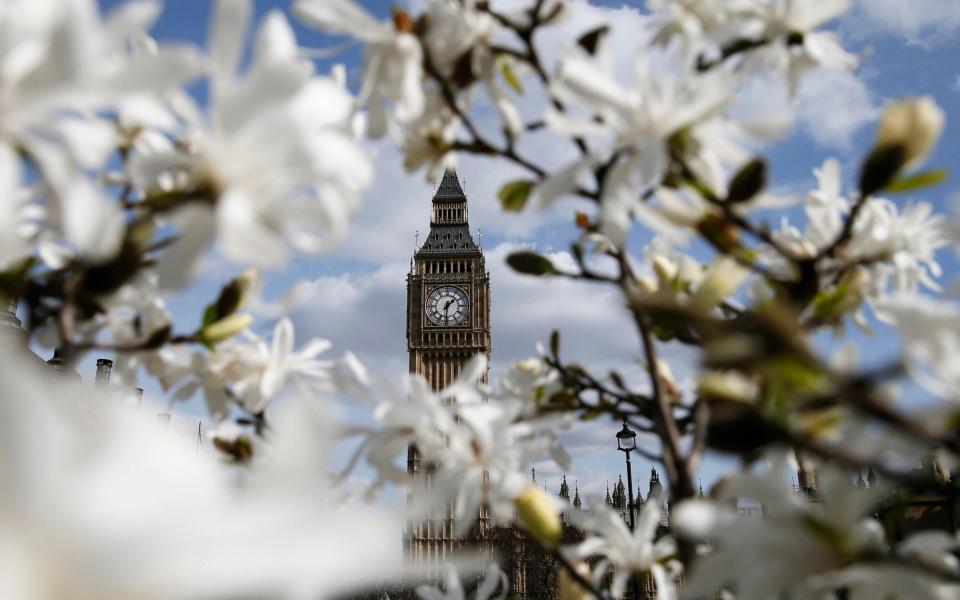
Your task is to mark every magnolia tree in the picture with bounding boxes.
[1,0,958,598]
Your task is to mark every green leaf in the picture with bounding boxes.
[506,251,556,276]
[498,179,534,213]
[726,158,767,203]
[202,270,257,328]
[216,279,244,320]
[884,168,947,193]
[500,60,523,94]
[201,303,219,328]
[810,280,861,322]
[859,144,906,197]
[549,330,560,357]
[546,390,575,408]
[758,356,827,395]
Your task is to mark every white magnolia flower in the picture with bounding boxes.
[567,496,678,599]
[136,1,371,279]
[0,352,403,600]
[848,199,947,297]
[333,351,458,489]
[294,0,425,137]
[0,0,200,163]
[421,0,522,137]
[417,563,508,600]
[649,0,855,95]
[773,160,946,298]
[0,0,201,267]
[544,48,734,244]
[216,317,334,414]
[494,357,563,415]
[101,271,173,346]
[648,0,759,60]
[875,295,960,401]
[143,344,233,419]
[876,96,945,171]
[741,0,857,95]
[400,87,462,180]
[439,397,567,532]
[0,144,42,269]
[336,353,569,527]
[674,451,891,599]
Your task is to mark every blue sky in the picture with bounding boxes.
[84,0,960,502]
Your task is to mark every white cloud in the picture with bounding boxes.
[733,68,879,151]
[794,69,880,149]
[842,0,960,46]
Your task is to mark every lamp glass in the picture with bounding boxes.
[616,423,637,451]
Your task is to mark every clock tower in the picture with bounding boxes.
[405,168,492,563]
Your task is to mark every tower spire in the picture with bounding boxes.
[433,168,466,202]
[649,467,663,498]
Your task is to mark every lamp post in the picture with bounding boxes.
[617,421,640,600]
[616,421,638,530]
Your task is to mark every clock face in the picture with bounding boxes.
[426,286,469,326]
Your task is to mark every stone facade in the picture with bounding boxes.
[404,169,494,579]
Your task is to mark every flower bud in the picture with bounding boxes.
[200,313,253,344]
[690,257,749,311]
[652,254,678,284]
[633,275,659,295]
[516,485,562,547]
[698,371,758,404]
[558,561,592,600]
[657,359,681,401]
[875,97,944,171]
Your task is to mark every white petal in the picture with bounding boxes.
[271,318,295,362]
[62,179,124,264]
[209,0,252,81]
[293,0,386,41]
[55,117,119,170]
[255,10,299,64]
[671,499,718,538]
[156,205,216,290]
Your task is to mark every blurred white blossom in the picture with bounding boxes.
[674,451,893,599]
[294,0,425,137]
[417,563,507,600]
[134,0,371,279]
[567,496,679,599]
[0,354,402,600]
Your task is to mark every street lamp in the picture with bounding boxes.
[616,421,638,530]
[617,421,640,600]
